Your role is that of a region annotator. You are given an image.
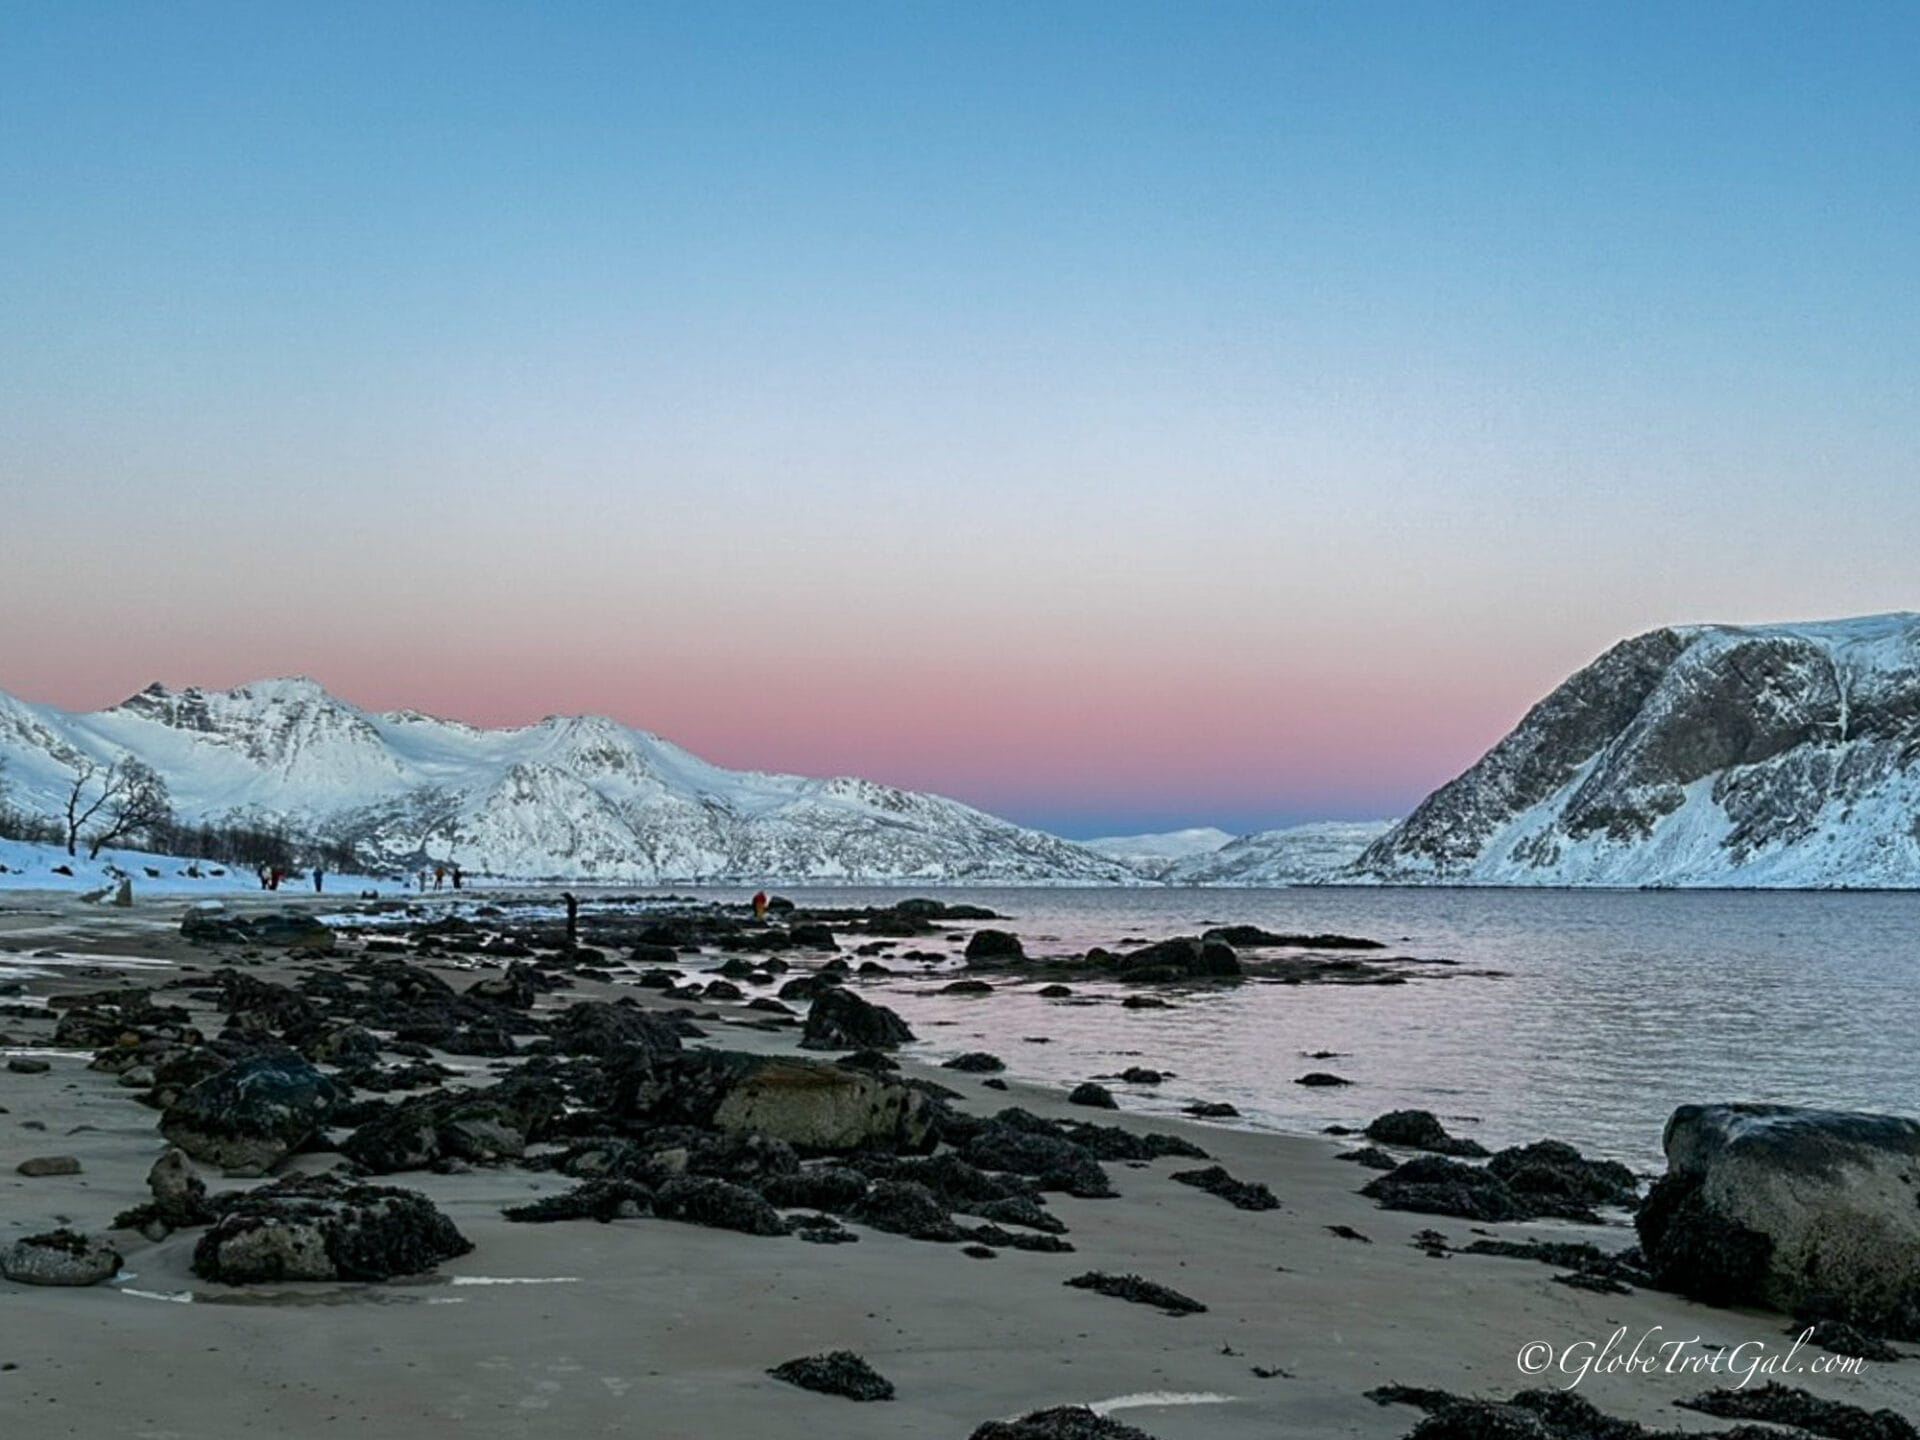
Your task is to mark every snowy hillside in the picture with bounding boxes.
[1159,821,1393,885]
[0,679,1141,885]
[1081,828,1235,873]
[1354,614,1920,887]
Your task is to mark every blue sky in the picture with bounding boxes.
[4,2,1918,836]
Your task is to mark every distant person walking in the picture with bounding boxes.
[313,867,324,894]
[434,864,446,892]
[563,891,580,949]
[451,865,463,891]
[752,891,769,922]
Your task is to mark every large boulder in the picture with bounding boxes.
[1638,1103,1920,1337]
[192,1173,472,1283]
[547,1001,685,1060]
[799,988,915,1051]
[2,1229,122,1287]
[160,1052,342,1174]
[625,1052,936,1155]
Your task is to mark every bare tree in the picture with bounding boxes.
[62,757,173,858]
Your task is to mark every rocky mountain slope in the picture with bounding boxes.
[1353,614,1920,887]
[0,679,1140,885]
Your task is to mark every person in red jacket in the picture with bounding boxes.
[752,891,769,922]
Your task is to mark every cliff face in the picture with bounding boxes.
[1354,615,1920,887]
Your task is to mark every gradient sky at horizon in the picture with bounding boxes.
[4,2,1918,836]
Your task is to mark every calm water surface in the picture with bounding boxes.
[696,887,1920,1170]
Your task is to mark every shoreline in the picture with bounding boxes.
[2,892,1916,1436]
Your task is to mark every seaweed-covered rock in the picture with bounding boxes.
[767,1350,894,1402]
[799,988,915,1051]
[503,1180,653,1224]
[1170,1164,1279,1211]
[547,1001,685,1060]
[852,1179,963,1241]
[181,907,335,952]
[1676,1381,1917,1440]
[342,1076,564,1174]
[651,1175,788,1236]
[1488,1139,1639,1209]
[961,1113,1115,1199]
[1637,1103,1920,1339]
[192,1174,471,1283]
[942,1052,1007,1073]
[1361,1155,1537,1223]
[160,1051,342,1174]
[1064,1270,1206,1315]
[968,1408,1159,1440]
[2,1229,121,1286]
[761,1166,872,1211]
[1364,1110,1489,1158]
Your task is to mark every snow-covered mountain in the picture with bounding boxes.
[1353,614,1920,887]
[1081,827,1235,873]
[0,679,1141,885]
[1161,821,1395,885]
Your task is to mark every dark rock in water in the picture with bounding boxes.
[1170,1164,1279,1211]
[1296,1072,1352,1087]
[160,1052,342,1175]
[1183,1100,1239,1118]
[1064,1270,1206,1315]
[799,988,915,1051]
[192,1173,472,1283]
[651,1176,787,1236]
[1068,1082,1117,1109]
[968,1407,1160,1440]
[1337,1146,1399,1171]
[965,929,1025,962]
[1120,995,1166,1009]
[1487,1139,1638,1209]
[7,1057,51,1074]
[503,1180,653,1224]
[1036,984,1073,998]
[1677,1381,1917,1440]
[1361,1156,1547,1223]
[16,1155,82,1177]
[1637,1103,1920,1340]
[940,978,995,995]
[852,1180,962,1241]
[1363,1110,1489,1158]
[1114,936,1241,983]
[767,1350,894,1402]
[942,1052,1006,1073]
[982,1077,1009,1090]
[1118,1067,1163,1085]
[2,1229,121,1286]
[343,1076,564,1174]
[1204,925,1384,950]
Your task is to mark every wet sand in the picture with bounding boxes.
[3,890,1915,1437]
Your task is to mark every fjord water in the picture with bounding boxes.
[738,886,1920,1171]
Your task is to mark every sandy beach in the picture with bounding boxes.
[3,890,1915,1439]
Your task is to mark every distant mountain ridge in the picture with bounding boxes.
[1354,613,1920,887]
[0,678,1141,885]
